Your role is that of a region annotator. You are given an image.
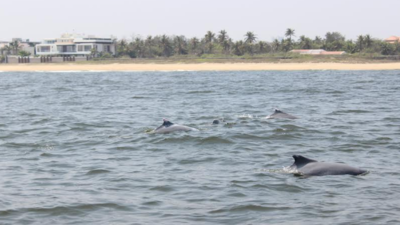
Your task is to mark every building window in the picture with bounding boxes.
[78,45,83,51]
[40,46,51,52]
[84,45,92,51]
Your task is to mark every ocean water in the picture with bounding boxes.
[0,70,399,225]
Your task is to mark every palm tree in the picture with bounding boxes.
[9,41,21,55]
[221,40,230,54]
[218,30,228,44]
[189,37,199,54]
[357,35,364,51]
[272,39,280,52]
[204,31,215,43]
[364,34,372,48]
[314,36,322,44]
[117,39,128,56]
[174,36,188,55]
[256,41,268,53]
[244,32,257,44]
[345,40,356,54]
[132,37,145,58]
[381,42,394,55]
[144,36,154,58]
[232,41,244,56]
[285,28,295,42]
[299,35,312,49]
[160,35,173,57]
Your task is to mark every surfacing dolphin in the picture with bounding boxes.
[289,155,367,176]
[212,118,225,125]
[154,119,198,134]
[266,108,298,119]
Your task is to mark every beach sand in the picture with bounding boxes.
[1,63,400,71]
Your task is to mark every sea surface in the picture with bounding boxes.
[0,70,400,225]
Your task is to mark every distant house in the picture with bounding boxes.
[0,38,37,56]
[384,36,400,44]
[35,34,116,56]
[290,49,346,55]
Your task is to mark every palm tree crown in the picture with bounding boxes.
[244,32,257,44]
[285,28,295,41]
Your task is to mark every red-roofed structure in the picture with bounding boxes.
[384,36,400,44]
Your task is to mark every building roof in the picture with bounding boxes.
[320,51,346,55]
[384,36,400,43]
[385,36,399,41]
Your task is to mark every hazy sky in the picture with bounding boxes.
[1,0,399,42]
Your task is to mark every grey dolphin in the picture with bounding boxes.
[212,118,225,125]
[267,108,298,119]
[289,155,367,176]
[154,119,198,134]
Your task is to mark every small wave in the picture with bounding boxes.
[86,169,111,175]
[210,204,291,214]
[198,136,233,145]
[178,157,218,165]
[330,110,371,115]
[150,185,174,192]
[187,90,214,94]
[131,96,147,99]
[237,114,255,119]
[142,200,162,206]
[0,203,130,216]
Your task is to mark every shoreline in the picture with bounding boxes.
[1,62,400,72]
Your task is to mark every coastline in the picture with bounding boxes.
[1,62,400,72]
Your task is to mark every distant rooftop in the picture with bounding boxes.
[384,36,400,43]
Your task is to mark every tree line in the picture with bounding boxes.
[1,29,400,60]
[114,29,400,58]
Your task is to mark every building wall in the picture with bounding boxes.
[36,42,116,56]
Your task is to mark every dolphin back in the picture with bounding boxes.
[291,155,367,176]
[299,162,367,176]
[267,109,298,119]
[154,119,198,133]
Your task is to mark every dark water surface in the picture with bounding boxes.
[0,71,400,224]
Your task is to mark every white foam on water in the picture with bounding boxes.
[282,166,301,174]
[238,114,255,119]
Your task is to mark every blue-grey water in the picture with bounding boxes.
[0,70,400,225]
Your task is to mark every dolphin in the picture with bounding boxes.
[154,119,198,134]
[212,119,220,125]
[266,108,298,119]
[212,118,225,125]
[289,155,367,176]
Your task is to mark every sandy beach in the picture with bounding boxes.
[1,62,400,72]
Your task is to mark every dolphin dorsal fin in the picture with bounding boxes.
[162,118,174,127]
[292,155,317,167]
[274,108,283,113]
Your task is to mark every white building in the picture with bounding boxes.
[36,34,116,56]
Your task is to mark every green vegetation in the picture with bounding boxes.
[0,40,35,57]
[113,29,400,60]
[18,50,31,57]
